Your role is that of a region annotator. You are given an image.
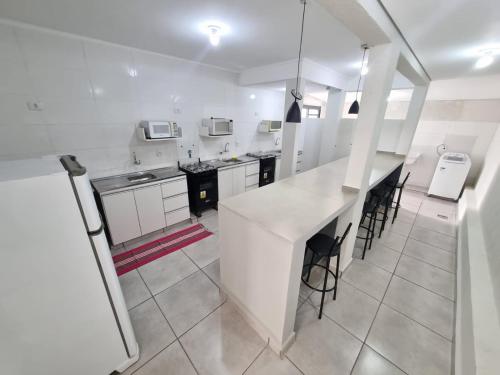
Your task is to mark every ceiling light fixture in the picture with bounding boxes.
[207,25,222,47]
[349,44,369,115]
[285,0,307,123]
[475,47,500,69]
[249,94,256,100]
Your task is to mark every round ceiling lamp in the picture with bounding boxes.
[348,44,369,115]
[285,0,307,123]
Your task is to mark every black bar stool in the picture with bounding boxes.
[302,223,352,319]
[372,182,397,238]
[357,193,380,259]
[392,172,410,224]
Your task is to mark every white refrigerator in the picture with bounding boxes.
[0,156,139,375]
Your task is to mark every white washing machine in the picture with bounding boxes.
[428,152,471,200]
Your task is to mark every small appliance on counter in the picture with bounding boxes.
[428,152,471,200]
[139,120,182,139]
[0,155,138,374]
[179,159,219,217]
[200,117,233,136]
[246,151,276,187]
[258,120,282,133]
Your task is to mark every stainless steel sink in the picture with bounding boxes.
[222,158,242,163]
[127,173,157,182]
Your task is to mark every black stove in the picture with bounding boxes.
[179,161,218,217]
[246,151,275,159]
[246,152,276,187]
[180,162,216,174]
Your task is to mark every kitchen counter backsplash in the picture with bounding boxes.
[0,21,284,177]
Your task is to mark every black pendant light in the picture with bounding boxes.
[286,0,307,123]
[348,45,369,115]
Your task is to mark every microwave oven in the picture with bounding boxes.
[200,118,233,136]
[139,121,181,139]
[258,120,282,133]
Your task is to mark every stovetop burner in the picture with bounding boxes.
[246,151,275,159]
[179,162,216,174]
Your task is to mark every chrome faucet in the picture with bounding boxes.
[224,142,230,153]
[133,151,141,165]
[275,137,281,146]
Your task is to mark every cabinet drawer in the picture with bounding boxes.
[246,184,259,192]
[165,207,190,226]
[161,178,187,198]
[245,174,259,187]
[245,162,259,176]
[163,193,188,213]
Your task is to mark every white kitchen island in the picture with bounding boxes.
[218,152,405,354]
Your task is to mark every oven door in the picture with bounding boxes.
[259,157,276,187]
[150,122,172,138]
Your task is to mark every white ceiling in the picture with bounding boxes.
[0,0,365,76]
[381,0,500,79]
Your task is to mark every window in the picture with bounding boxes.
[302,105,321,119]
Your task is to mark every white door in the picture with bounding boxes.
[275,159,281,181]
[218,168,233,200]
[102,191,141,245]
[134,185,166,235]
[232,166,246,196]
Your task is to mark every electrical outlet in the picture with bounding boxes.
[26,101,44,111]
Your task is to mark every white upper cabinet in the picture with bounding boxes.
[134,185,166,235]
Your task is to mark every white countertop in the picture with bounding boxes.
[220,152,405,243]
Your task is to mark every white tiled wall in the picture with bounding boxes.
[0,21,284,177]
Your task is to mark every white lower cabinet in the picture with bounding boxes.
[275,158,281,181]
[134,185,166,236]
[232,165,246,196]
[218,168,233,200]
[102,191,141,245]
[101,176,189,245]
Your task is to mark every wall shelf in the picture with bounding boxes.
[136,128,181,142]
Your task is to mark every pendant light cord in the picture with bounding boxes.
[355,47,367,101]
[294,0,307,94]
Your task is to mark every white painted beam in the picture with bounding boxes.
[239,58,350,90]
[339,42,400,269]
[395,84,428,155]
[318,88,345,165]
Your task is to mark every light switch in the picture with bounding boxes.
[26,101,44,111]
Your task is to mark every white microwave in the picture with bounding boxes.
[258,120,282,133]
[200,117,233,136]
[139,121,181,139]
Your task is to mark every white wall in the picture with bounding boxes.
[0,21,284,178]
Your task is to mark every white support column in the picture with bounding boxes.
[337,43,400,269]
[318,88,345,165]
[395,84,429,155]
[280,78,305,179]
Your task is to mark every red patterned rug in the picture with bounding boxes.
[113,223,213,276]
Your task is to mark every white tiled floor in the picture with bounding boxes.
[116,190,456,374]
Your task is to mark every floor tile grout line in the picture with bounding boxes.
[284,354,306,375]
[363,343,410,375]
[407,233,456,253]
[402,251,456,275]
[128,339,182,375]
[151,294,202,375]
[241,343,268,375]
[392,272,455,302]
[349,197,422,375]
[127,270,198,375]
[380,302,453,343]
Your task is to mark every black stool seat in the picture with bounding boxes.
[301,222,352,319]
[306,234,341,257]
